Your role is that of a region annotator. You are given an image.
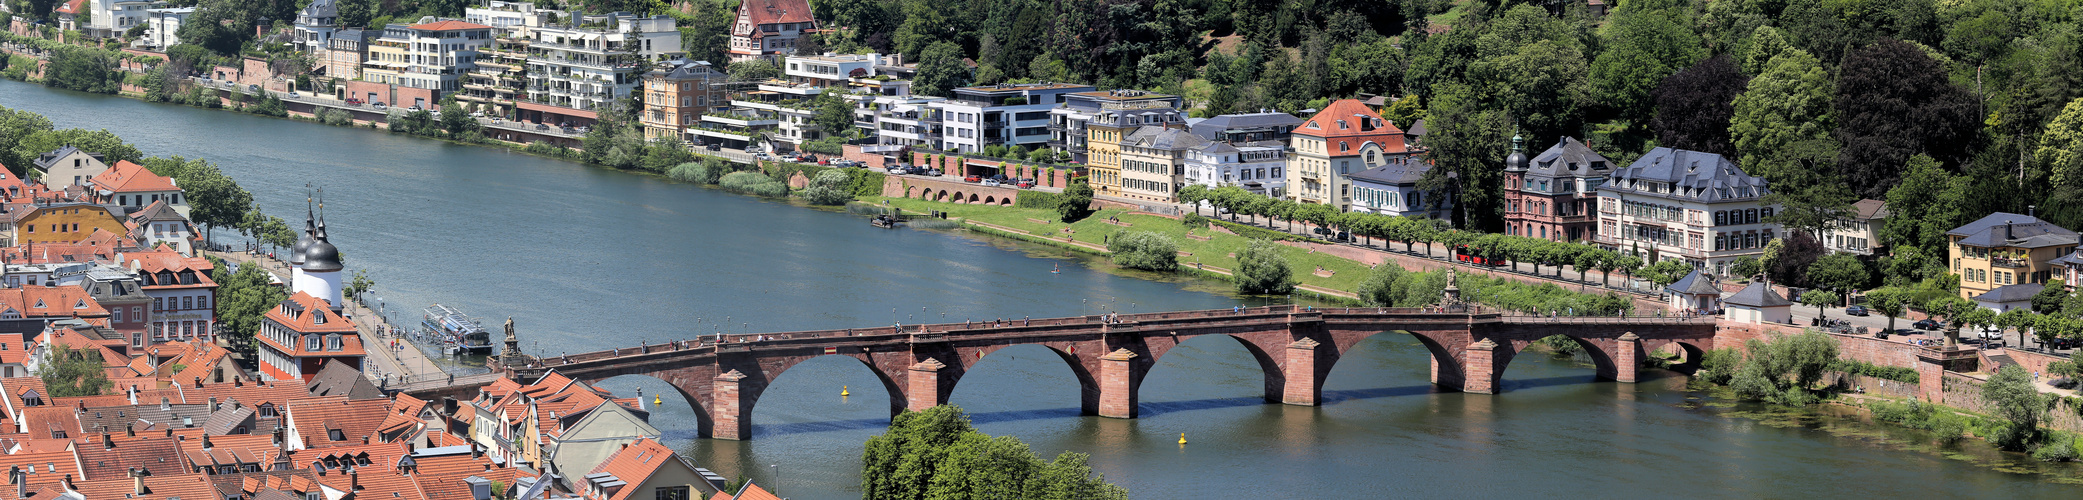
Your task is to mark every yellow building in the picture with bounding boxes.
[1947,212,2077,300]
[1085,112,1130,197]
[6,203,129,246]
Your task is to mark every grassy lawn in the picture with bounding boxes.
[865,197,1378,293]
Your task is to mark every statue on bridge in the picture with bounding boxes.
[1441,267,1463,308]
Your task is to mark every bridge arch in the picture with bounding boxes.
[1136,333,1290,415]
[983,195,996,205]
[945,344,1100,418]
[723,353,908,440]
[735,354,907,439]
[589,374,710,438]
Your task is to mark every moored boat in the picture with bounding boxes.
[421,304,496,355]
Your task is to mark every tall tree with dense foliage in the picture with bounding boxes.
[1881,155,1963,252]
[1587,0,1705,124]
[1982,364,2050,450]
[1107,232,1178,272]
[214,262,289,360]
[862,405,1127,500]
[912,41,971,98]
[0,107,54,174]
[1729,48,1834,183]
[1650,56,1746,157]
[1418,84,1508,232]
[11,129,143,175]
[1729,329,1840,406]
[1833,38,1978,198]
[37,344,111,397]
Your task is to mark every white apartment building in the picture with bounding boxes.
[143,6,193,49]
[858,94,945,149]
[1183,140,1286,197]
[86,0,156,38]
[1050,89,1181,164]
[1823,199,1888,256]
[361,20,495,94]
[1595,147,1780,276]
[292,0,337,53]
[1346,142,1450,219]
[464,0,551,29]
[938,83,1095,154]
[525,13,681,112]
[1118,126,1205,202]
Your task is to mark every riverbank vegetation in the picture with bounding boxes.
[862,405,1127,500]
[1108,231,1179,272]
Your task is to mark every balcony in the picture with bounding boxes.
[1991,257,2030,269]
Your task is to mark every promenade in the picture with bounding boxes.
[205,249,449,384]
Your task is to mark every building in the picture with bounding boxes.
[1974,283,2043,313]
[1595,147,1778,276]
[1946,212,2077,300]
[1504,136,1612,242]
[938,83,1096,154]
[1182,140,1285,196]
[727,0,817,63]
[5,202,129,247]
[460,26,529,118]
[51,264,151,344]
[292,0,338,53]
[52,0,84,32]
[640,59,728,141]
[723,79,825,148]
[30,147,110,191]
[84,0,155,39]
[578,437,722,500]
[524,12,681,113]
[464,0,552,29]
[320,28,374,82]
[87,160,186,217]
[123,245,215,344]
[1665,269,1723,313]
[144,6,194,49]
[1346,142,1450,219]
[1723,281,1791,324]
[355,20,496,108]
[1284,99,1410,211]
[784,52,887,88]
[1824,199,1888,255]
[1050,89,1182,164]
[1116,125,1205,202]
[1188,111,1304,145]
[545,398,660,489]
[256,206,356,382]
[859,94,945,150]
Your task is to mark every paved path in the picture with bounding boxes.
[204,249,449,383]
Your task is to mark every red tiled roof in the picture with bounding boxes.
[73,433,181,480]
[716,483,783,500]
[88,160,179,194]
[285,396,389,449]
[589,437,692,500]
[258,292,365,358]
[53,0,84,15]
[18,406,78,440]
[419,468,534,500]
[409,19,492,31]
[0,450,83,492]
[1293,99,1408,154]
[732,0,814,36]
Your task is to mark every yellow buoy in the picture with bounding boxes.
[1177,432,1187,445]
[652,395,662,406]
[842,385,851,397]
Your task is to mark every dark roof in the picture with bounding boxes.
[1665,269,1721,296]
[30,146,102,171]
[1725,282,1792,308]
[298,0,336,19]
[1405,119,1427,137]
[306,360,384,400]
[1523,137,1611,179]
[1187,112,1303,141]
[1597,147,1769,203]
[1851,199,1889,220]
[1947,212,2079,249]
[1346,161,1432,186]
[647,59,725,80]
[1973,283,2046,303]
[1125,126,1207,151]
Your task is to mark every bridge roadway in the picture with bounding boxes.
[440,305,1718,440]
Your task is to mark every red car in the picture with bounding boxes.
[964,175,983,183]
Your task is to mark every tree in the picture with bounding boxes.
[1107,231,1178,272]
[1763,232,1825,288]
[1176,184,1208,215]
[215,262,289,359]
[342,269,375,299]
[439,98,478,138]
[0,107,54,175]
[1834,39,1978,199]
[2038,98,2083,191]
[1982,364,2050,450]
[1806,253,1872,294]
[1728,329,1840,407]
[725,59,779,82]
[175,160,255,242]
[1729,49,1833,183]
[1865,286,1911,332]
[1799,290,1840,319]
[1882,155,1962,253]
[862,405,1127,500]
[1417,83,1508,232]
[1650,56,1746,158]
[913,42,971,98]
[800,169,855,206]
[1233,239,1295,295]
[1057,180,1094,223]
[2032,279,2069,314]
[37,344,110,397]
[1640,259,1694,289]
[1356,263,1407,307]
[1924,296,1980,348]
[812,89,855,140]
[1729,256,1762,280]
[12,128,143,175]
[1587,1,1705,124]
[43,47,117,94]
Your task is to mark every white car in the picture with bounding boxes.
[981,179,1002,187]
[285,91,299,98]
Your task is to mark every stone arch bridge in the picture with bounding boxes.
[472,305,1718,440]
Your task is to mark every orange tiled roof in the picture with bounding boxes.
[0,450,84,492]
[286,396,389,448]
[409,19,491,31]
[1293,99,1408,154]
[18,406,78,440]
[589,437,690,500]
[89,160,179,194]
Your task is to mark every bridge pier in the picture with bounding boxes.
[1282,338,1323,406]
[1462,339,1499,394]
[1613,333,1640,384]
[713,370,753,441]
[907,358,950,411]
[1099,348,1140,418]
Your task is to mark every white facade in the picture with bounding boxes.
[935,83,1093,154]
[464,0,551,29]
[292,268,342,307]
[859,95,945,149]
[1594,148,1780,276]
[1345,142,1450,219]
[87,0,155,38]
[1183,141,1285,197]
[291,0,337,53]
[525,14,681,112]
[1725,303,1791,324]
[144,7,192,48]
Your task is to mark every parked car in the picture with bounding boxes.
[373,101,387,108]
[535,123,550,131]
[345,98,362,105]
[964,174,983,183]
[926,168,943,176]
[408,105,423,112]
[1913,318,1941,330]
[887,166,908,175]
[982,179,1002,187]
[906,166,931,175]
[1844,305,1869,316]
[1016,178,1035,188]
[285,91,300,98]
[990,174,1011,184]
[246,84,260,93]
[707,143,723,151]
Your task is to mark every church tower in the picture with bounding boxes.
[294,199,344,307]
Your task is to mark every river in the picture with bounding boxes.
[1,81,2076,498]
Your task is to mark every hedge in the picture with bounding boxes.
[1014,191,1064,209]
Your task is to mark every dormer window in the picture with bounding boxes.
[327,334,342,352]
[328,429,346,441]
[306,335,321,351]
[21,390,41,407]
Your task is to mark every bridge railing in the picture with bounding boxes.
[1494,312,1718,324]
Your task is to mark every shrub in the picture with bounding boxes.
[1058,180,1095,223]
[1728,330,1840,407]
[1985,364,2051,450]
[1234,239,1295,294]
[1698,348,1742,385]
[1015,191,1064,209]
[1107,231,1178,272]
[720,171,788,197]
[800,169,855,205]
[2034,435,2078,462]
[1180,212,1209,229]
[1354,264,1406,307]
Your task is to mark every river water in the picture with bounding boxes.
[2,81,2076,498]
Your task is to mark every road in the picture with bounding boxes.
[205,248,453,384]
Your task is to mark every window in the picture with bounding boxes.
[307,335,321,351]
[328,429,346,441]
[656,486,692,500]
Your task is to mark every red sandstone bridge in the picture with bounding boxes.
[461,305,1717,440]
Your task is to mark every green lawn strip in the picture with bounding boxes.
[865,197,1375,292]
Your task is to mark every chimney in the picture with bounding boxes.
[201,434,212,450]
[443,397,458,416]
[350,466,360,491]
[271,427,283,447]
[59,474,72,492]
[2007,220,2015,240]
[101,432,112,449]
[193,377,202,388]
[131,468,144,496]
[10,467,21,500]
[125,423,134,437]
[471,442,482,459]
